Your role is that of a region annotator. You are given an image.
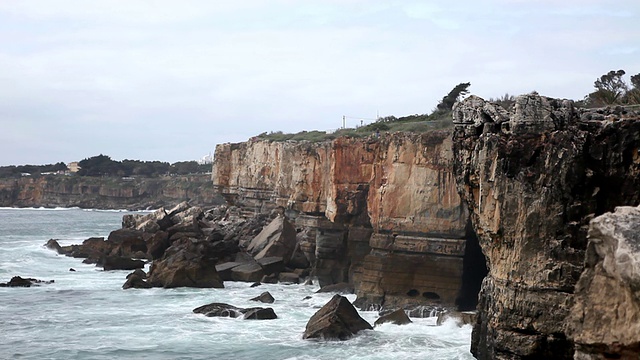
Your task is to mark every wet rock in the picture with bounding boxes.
[303,294,373,340]
[146,231,170,260]
[126,268,147,279]
[374,309,412,327]
[230,262,265,283]
[193,303,243,318]
[193,302,277,320]
[316,282,354,294]
[436,311,476,326]
[0,276,54,287]
[215,262,243,281]
[69,268,76,272]
[278,272,299,284]
[147,242,223,288]
[102,256,145,271]
[256,256,284,275]
[243,307,277,320]
[45,239,63,254]
[261,274,278,284]
[250,291,275,304]
[107,229,147,257]
[250,282,261,288]
[122,273,151,289]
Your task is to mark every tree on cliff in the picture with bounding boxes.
[78,155,122,176]
[585,70,638,106]
[435,82,471,113]
[626,73,640,104]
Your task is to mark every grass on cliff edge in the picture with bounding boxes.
[256,111,454,142]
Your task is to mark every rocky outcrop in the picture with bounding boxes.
[303,294,373,340]
[46,202,273,290]
[452,95,640,359]
[567,205,640,359]
[373,308,412,327]
[0,174,223,209]
[193,302,278,320]
[213,132,486,311]
[0,276,54,287]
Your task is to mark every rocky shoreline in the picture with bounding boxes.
[43,201,447,340]
[26,93,640,357]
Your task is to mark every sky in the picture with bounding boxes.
[0,0,639,166]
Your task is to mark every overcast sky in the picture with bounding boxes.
[1,1,638,166]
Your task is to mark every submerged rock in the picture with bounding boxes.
[193,303,244,318]
[435,311,476,326]
[122,273,151,289]
[303,294,372,340]
[0,276,54,287]
[316,282,354,294]
[374,309,412,327]
[242,307,277,320]
[250,291,275,304]
[193,302,277,320]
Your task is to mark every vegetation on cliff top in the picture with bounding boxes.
[0,155,211,179]
[257,82,469,142]
[257,69,640,143]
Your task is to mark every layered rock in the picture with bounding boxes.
[0,174,223,210]
[213,132,486,310]
[452,95,640,359]
[567,205,640,359]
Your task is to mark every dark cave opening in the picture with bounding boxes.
[456,219,489,311]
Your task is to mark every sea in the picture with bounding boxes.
[0,207,474,360]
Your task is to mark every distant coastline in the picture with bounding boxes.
[0,174,224,210]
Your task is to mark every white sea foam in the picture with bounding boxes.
[0,208,474,360]
[0,206,80,211]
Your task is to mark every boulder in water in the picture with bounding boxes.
[122,273,152,289]
[193,303,244,318]
[303,294,372,340]
[193,302,278,320]
[0,276,54,287]
[243,307,277,320]
[374,309,412,327]
[250,291,275,303]
[147,244,223,288]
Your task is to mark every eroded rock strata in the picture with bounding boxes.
[0,174,223,210]
[213,131,487,311]
[452,95,640,359]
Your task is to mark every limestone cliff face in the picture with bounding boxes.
[452,95,640,359]
[213,131,484,309]
[567,205,640,359]
[0,175,223,210]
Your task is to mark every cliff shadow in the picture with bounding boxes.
[456,219,488,311]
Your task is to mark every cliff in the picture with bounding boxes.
[452,95,640,359]
[213,131,487,310]
[0,174,224,210]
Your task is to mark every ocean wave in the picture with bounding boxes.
[83,209,154,213]
[0,206,80,211]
